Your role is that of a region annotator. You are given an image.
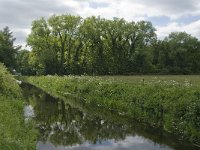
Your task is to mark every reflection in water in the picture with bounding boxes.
[37,136,171,150]
[21,83,198,150]
[24,105,35,118]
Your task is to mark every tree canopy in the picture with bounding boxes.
[26,15,158,75]
[2,14,200,75]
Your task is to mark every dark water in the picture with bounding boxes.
[21,83,199,150]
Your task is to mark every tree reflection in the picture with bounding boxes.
[21,83,199,150]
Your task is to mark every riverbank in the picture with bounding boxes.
[20,82,198,150]
[24,75,200,145]
[0,64,37,149]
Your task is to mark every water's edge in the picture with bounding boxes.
[21,82,199,150]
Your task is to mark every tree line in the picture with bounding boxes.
[1,14,200,75]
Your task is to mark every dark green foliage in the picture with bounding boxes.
[16,50,35,75]
[153,32,200,74]
[0,27,20,70]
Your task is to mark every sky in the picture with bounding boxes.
[1,0,200,48]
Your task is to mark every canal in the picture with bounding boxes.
[21,82,198,150]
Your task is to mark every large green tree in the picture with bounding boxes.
[27,15,82,75]
[153,32,200,74]
[27,18,58,75]
[0,27,20,70]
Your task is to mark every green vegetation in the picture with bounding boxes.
[1,13,200,148]
[24,15,200,75]
[25,75,200,145]
[1,14,200,76]
[0,27,20,72]
[0,63,37,149]
[0,14,200,76]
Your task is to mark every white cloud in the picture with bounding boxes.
[133,0,199,19]
[1,0,200,47]
[64,0,200,20]
[37,135,171,150]
[156,20,200,39]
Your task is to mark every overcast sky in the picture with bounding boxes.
[1,0,200,48]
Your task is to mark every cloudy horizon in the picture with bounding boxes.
[1,0,200,48]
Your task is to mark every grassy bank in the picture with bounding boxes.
[0,63,37,149]
[25,75,200,145]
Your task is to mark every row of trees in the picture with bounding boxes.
[26,15,157,75]
[1,14,200,75]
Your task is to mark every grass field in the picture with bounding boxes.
[99,75,200,85]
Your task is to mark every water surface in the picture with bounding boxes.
[21,83,198,150]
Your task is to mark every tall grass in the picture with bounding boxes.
[25,75,200,145]
[0,63,37,149]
